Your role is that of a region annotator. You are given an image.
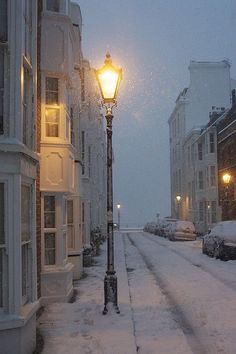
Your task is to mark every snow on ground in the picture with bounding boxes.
[39,234,137,354]
[131,232,236,353]
[39,231,236,354]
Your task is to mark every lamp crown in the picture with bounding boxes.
[105,52,112,64]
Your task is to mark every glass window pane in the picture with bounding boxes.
[45,233,56,265]
[21,185,30,242]
[0,183,4,244]
[0,0,8,42]
[44,196,55,228]
[22,244,28,299]
[44,196,55,211]
[44,213,55,228]
[45,108,59,137]
[46,77,59,104]
[0,248,3,307]
[46,0,59,12]
[67,200,73,224]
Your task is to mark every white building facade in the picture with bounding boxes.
[0,1,39,353]
[169,61,235,233]
[40,0,85,302]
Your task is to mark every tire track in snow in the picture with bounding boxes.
[125,233,208,354]
[144,233,236,292]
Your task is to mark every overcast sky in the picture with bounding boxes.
[78,0,236,226]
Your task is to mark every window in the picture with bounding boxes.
[198,143,202,160]
[70,107,75,146]
[81,131,85,175]
[44,233,56,265]
[199,201,204,222]
[24,0,32,60]
[198,171,204,189]
[23,67,33,148]
[46,0,60,12]
[81,68,85,102]
[210,166,216,187]
[44,196,56,265]
[67,200,74,249]
[209,133,215,153]
[45,78,59,137]
[0,47,4,135]
[82,202,86,244]
[0,183,7,309]
[46,77,59,105]
[211,201,217,224]
[21,185,32,304]
[0,0,7,43]
[88,146,91,178]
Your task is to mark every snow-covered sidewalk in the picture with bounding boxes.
[38,233,137,354]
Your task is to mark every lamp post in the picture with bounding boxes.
[222,173,231,220]
[95,53,122,315]
[176,195,181,219]
[117,204,121,230]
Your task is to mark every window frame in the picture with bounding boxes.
[44,76,60,139]
[21,183,33,306]
[67,199,75,250]
[43,195,57,267]
[0,181,8,312]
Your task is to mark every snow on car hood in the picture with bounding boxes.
[207,221,236,243]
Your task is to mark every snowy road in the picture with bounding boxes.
[39,231,236,354]
[124,231,236,354]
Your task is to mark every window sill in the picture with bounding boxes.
[0,301,39,331]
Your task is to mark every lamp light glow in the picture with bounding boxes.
[222,173,231,184]
[95,53,122,104]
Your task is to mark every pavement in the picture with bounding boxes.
[38,233,138,354]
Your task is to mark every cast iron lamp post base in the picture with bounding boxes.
[103,273,120,315]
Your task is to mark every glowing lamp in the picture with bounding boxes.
[95,53,122,104]
[222,173,231,184]
[176,195,181,202]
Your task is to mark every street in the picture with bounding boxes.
[39,231,236,354]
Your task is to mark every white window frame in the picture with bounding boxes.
[0,180,8,313]
[43,195,57,267]
[67,199,75,250]
[210,165,216,187]
[23,0,32,62]
[21,183,33,306]
[44,76,61,140]
[22,62,34,149]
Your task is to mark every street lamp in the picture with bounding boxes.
[117,204,121,230]
[95,53,122,315]
[176,195,181,219]
[222,173,231,185]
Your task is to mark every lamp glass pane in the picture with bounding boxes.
[98,70,119,100]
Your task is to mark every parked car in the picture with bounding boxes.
[143,222,157,234]
[155,218,178,238]
[168,220,196,241]
[202,221,236,261]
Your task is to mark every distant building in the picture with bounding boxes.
[169,60,235,233]
[217,98,236,221]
